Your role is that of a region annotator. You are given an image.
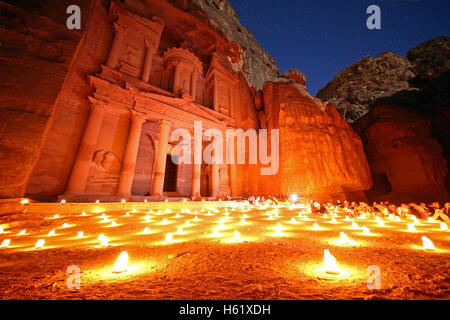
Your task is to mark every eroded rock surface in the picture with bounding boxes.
[354,105,448,203]
[258,73,372,200]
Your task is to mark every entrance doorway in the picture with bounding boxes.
[163,154,178,192]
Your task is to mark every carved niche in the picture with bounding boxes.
[161,47,203,99]
[106,1,164,82]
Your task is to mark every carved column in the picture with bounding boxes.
[151,119,173,197]
[190,70,198,101]
[106,23,127,69]
[210,163,219,198]
[213,78,219,112]
[191,129,202,199]
[116,111,146,196]
[141,39,154,83]
[209,135,220,198]
[172,61,181,96]
[65,101,106,195]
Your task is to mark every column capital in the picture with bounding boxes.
[158,119,173,128]
[130,110,147,124]
[88,98,107,113]
[113,22,128,35]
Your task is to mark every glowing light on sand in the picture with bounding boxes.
[110,221,117,227]
[240,218,246,225]
[143,227,150,234]
[18,229,26,236]
[206,211,212,216]
[165,233,173,243]
[97,233,105,241]
[125,212,130,217]
[53,214,60,219]
[62,223,69,228]
[344,216,350,221]
[81,212,86,216]
[48,229,55,236]
[175,213,181,218]
[289,194,299,203]
[113,251,128,273]
[233,230,241,242]
[421,236,435,251]
[323,249,340,274]
[388,214,394,220]
[100,236,109,246]
[290,217,298,224]
[145,215,151,223]
[61,200,66,204]
[426,217,435,223]
[351,222,359,230]
[361,227,371,235]
[212,227,220,237]
[177,226,183,234]
[193,216,199,222]
[330,217,337,224]
[407,224,417,232]
[161,218,168,224]
[395,216,401,221]
[312,222,321,230]
[336,232,354,246]
[0,226,3,234]
[77,231,84,238]
[185,220,190,227]
[35,239,45,249]
[1,239,10,248]
[323,214,328,219]
[440,222,448,231]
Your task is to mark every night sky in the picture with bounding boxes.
[228,0,450,95]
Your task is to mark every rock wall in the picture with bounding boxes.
[354,105,449,203]
[256,70,372,200]
[317,52,415,123]
[166,0,280,90]
[0,0,92,198]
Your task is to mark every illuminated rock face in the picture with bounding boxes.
[259,75,372,200]
[354,105,449,202]
[0,0,92,198]
[21,0,263,200]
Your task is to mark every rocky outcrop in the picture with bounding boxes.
[257,71,372,200]
[167,0,280,90]
[0,0,91,198]
[318,36,450,199]
[317,52,415,123]
[354,105,448,203]
[317,36,450,123]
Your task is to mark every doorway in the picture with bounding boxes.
[163,154,178,192]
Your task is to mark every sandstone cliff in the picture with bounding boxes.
[167,0,280,90]
[256,70,372,200]
[354,105,449,203]
[317,36,450,123]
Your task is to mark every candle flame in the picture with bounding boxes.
[323,249,340,274]
[340,232,350,245]
[18,229,26,236]
[233,230,240,241]
[421,236,435,250]
[165,233,173,243]
[1,239,10,248]
[440,222,448,231]
[35,239,45,249]
[407,224,416,232]
[48,230,55,236]
[77,231,84,238]
[113,251,128,273]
